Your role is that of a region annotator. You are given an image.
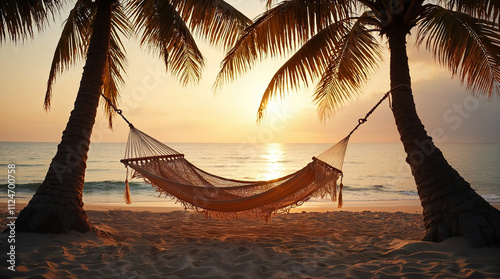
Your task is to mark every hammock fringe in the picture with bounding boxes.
[134,169,324,222]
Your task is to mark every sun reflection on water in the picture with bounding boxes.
[259,143,285,181]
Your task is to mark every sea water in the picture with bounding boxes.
[1,142,499,206]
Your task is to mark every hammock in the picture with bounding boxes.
[120,126,348,221]
[112,87,400,221]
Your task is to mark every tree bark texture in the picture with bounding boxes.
[388,29,500,247]
[15,0,113,234]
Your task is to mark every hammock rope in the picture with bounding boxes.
[100,93,134,128]
[101,85,406,221]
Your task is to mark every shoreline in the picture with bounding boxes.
[84,199,428,214]
[7,200,500,214]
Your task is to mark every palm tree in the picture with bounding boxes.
[1,0,251,234]
[216,0,500,247]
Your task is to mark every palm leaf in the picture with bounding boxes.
[313,18,382,121]
[417,4,500,97]
[44,0,93,110]
[256,20,351,120]
[102,2,130,128]
[445,0,500,24]
[215,0,351,90]
[128,0,204,85]
[0,0,64,43]
[171,0,252,50]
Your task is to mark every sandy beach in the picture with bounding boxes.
[1,202,500,278]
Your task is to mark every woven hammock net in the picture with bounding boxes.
[121,127,350,221]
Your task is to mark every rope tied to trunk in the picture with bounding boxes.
[347,84,410,137]
[100,93,134,128]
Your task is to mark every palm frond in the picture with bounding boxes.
[0,0,64,43]
[417,4,500,97]
[171,0,252,50]
[128,0,204,85]
[102,2,130,128]
[256,20,351,120]
[214,0,351,90]
[313,19,382,121]
[445,0,500,24]
[44,0,93,110]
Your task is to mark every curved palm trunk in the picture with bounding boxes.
[16,0,113,234]
[388,30,500,247]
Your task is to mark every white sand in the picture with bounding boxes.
[1,202,500,278]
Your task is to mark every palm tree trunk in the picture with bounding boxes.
[15,0,113,234]
[388,29,500,247]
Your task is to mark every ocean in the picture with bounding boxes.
[1,142,499,207]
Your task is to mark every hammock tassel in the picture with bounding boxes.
[338,175,344,208]
[124,166,132,204]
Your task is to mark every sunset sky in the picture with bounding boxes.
[0,1,499,144]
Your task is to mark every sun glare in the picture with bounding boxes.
[260,143,285,181]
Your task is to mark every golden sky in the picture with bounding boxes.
[0,1,499,144]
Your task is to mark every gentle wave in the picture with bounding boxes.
[0,181,147,193]
[3,181,498,204]
[0,163,47,167]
